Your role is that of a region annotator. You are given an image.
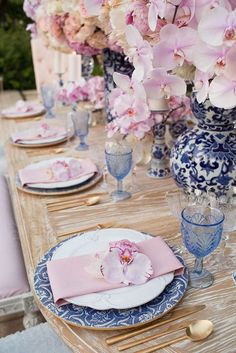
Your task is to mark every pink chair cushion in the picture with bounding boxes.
[0,176,29,299]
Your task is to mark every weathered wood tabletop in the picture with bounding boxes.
[1,91,236,353]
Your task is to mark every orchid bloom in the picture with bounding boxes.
[165,0,196,27]
[82,0,103,16]
[153,24,197,70]
[144,68,186,100]
[194,69,210,103]
[209,74,236,108]
[101,240,153,285]
[194,0,232,22]
[148,0,167,31]
[113,72,147,100]
[194,42,230,75]
[198,6,236,47]
[125,25,153,80]
[51,160,81,181]
[224,43,236,79]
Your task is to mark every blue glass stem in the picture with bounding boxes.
[79,136,87,147]
[117,180,123,193]
[193,257,203,274]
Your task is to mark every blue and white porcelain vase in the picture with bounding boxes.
[103,48,134,122]
[148,119,171,178]
[170,94,236,196]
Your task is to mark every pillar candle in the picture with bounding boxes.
[68,52,82,82]
[54,51,63,74]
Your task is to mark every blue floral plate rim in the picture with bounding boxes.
[34,232,189,330]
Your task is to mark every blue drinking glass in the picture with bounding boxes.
[70,110,90,151]
[105,146,132,201]
[181,205,224,288]
[40,84,55,118]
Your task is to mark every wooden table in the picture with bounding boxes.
[1,91,236,353]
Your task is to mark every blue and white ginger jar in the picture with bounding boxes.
[170,94,236,196]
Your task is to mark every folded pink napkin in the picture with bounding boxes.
[11,123,67,143]
[19,158,97,186]
[47,236,184,306]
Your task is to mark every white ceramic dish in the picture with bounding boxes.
[2,104,45,118]
[52,228,174,310]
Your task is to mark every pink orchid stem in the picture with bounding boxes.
[165,103,185,123]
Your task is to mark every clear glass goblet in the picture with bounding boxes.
[181,205,224,289]
[40,84,55,118]
[105,143,132,201]
[70,110,90,151]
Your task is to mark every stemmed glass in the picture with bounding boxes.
[181,205,224,288]
[70,110,90,151]
[105,142,132,201]
[40,84,55,118]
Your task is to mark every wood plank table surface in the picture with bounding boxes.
[1,91,236,353]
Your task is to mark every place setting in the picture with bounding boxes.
[15,157,102,196]
[10,122,69,148]
[1,100,45,119]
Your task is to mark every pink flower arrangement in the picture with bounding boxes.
[56,76,105,109]
[101,239,153,285]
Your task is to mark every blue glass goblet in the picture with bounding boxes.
[71,110,90,151]
[40,84,55,118]
[105,145,132,201]
[181,205,224,288]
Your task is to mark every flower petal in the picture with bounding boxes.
[208,75,236,108]
[125,253,153,285]
[101,251,125,284]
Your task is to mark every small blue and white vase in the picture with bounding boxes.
[170,94,236,196]
[147,119,171,179]
[103,48,134,122]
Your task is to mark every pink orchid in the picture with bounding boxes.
[36,123,57,138]
[153,24,197,70]
[198,6,236,47]
[148,0,167,31]
[125,25,153,80]
[101,240,153,285]
[56,80,87,106]
[113,72,147,100]
[51,160,81,181]
[144,68,186,100]
[224,44,236,79]
[208,74,236,108]
[194,69,210,103]
[194,0,232,22]
[113,93,150,124]
[168,95,192,121]
[194,42,230,75]
[15,100,33,113]
[165,0,196,27]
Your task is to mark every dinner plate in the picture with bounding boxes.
[34,231,188,330]
[1,104,45,119]
[51,229,174,310]
[20,157,95,189]
[11,135,69,148]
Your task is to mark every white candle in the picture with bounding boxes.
[54,51,63,74]
[68,52,77,82]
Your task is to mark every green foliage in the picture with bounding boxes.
[0,0,35,90]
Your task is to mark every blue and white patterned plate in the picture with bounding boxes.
[34,233,188,330]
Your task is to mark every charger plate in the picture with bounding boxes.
[34,230,188,330]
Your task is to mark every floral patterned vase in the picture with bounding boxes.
[103,48,134,122]
[170,94,236,196]
[168,118,189,148]
[147,121,171,178]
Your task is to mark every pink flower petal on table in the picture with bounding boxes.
[51,161,70,181]
[208,74,236,108]
[224,44,236,79]
[125,253,153,285]
[101,250,125,284]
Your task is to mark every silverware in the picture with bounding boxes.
[118,320,190,351]
[48,196,101,212]
[105,305,206,345]
[135,319,213,353]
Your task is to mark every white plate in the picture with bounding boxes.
[18,134,68,145]
[52,228,174,310]
[23,157,95,189]
[2,104,45,118]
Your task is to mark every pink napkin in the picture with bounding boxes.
[47,236,184,306]
[11,124,67,143]
[19,159,97,186]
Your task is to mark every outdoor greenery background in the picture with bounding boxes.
[0,0,36,91]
